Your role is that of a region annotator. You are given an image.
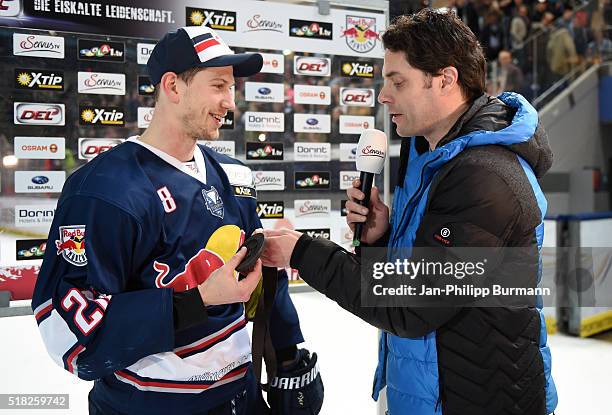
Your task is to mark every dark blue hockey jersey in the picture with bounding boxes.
[31,137,303,414]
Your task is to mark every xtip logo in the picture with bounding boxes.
[257,201,284,219]
[296,228,330,240]
[187,7,236,31]
[15,69,64,91]
[80,106,125,127]
[341,61,374,78]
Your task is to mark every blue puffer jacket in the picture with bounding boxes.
[372,93,558,415]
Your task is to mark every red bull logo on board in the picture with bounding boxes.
[341,16,379,54]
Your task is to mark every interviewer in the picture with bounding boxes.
[261,9,558,415]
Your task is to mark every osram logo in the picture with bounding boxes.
[294,56,331,77]
[340,88,375,107]
[14,103,65,126]
[78,138,124,160]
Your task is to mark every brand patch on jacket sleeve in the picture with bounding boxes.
[233,185,257,199]
[433,225,453,246]
[55,225,87,266]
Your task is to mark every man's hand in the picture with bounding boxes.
[346,179,390,244]
[198,247,262,305]
[261,228,303,268]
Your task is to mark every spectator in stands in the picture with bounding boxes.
[481,10,506,60]
[587,28,612,62]
[497,50,525,93]
[570,11,592,59]
[532,0,551,24]
[450,0,481,37]
[510,4,531,67]
[547,18,578,80]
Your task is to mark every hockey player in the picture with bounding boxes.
[31,26,323,415]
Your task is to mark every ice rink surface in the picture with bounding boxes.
[1,290,611,414]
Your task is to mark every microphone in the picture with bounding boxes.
[352,129,387,247]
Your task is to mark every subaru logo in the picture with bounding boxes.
[351,148,357,155]
[306,118,319,126]
[32,176,49,184]
[258,87,271,95]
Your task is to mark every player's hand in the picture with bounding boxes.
[261,228,303,268]
[346,179,389,244]
[198,247,262,305]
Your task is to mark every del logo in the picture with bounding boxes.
[154,225,245,292]
[434,227,452,246]
[294,56,331,77]
[0,0,20,16]
[202,186,224,219]
[187,7,236,31]
[341,16,380,53]
[55,225,87,267]
[80,106,125,127]
[340,60,374,78]
[15,69,64,91]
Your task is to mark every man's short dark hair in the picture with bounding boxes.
[382,9,486,102]
[153,67,206,102]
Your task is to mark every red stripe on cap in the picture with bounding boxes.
[194,38,221,53]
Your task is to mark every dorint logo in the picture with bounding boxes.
[137,43,155,65]
[78,138,124,160]
[340,87,375,107]
[289,19,332,40]
[340,60,375,78]
[295,171,330,190]
[15,205,56,228]
[246,142,284,160]
[14,170,65,193]
[16,239,47,261]
[55,225,87,266]
[78,39,125,62]
[80,106,125,127]
[187,7,236,31]
[14,103,65,126]
[0,0,21,16]
[253,171,285,191]
[296,228,330,240]
[294,142,330,162]
[78,72,126,95]
[244,14,283,33]
[294,56,331,77]
[15,69,64,91]
[202,186,224,219]
[14,136,65,160]
[341,15,380,53]
[294,199,331,217]
[13,33,64,59]
[293,85,331,106]
[257,201,284,219]
[340,171,360,190]
[138,76,155,96]
[245,112,284,132]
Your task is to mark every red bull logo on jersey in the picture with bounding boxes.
[341,16,379,54]
[154,225,245,292]
[55,225,87,267]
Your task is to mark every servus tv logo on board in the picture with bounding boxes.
[13,33,64,58]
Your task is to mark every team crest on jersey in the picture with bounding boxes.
[55,225,87,266]
[202,186,224,219]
